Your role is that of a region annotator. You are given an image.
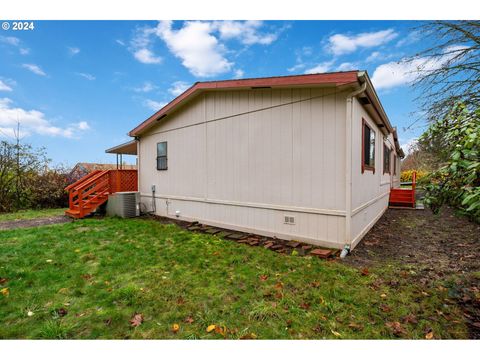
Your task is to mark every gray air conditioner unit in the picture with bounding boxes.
[106,191,140,218]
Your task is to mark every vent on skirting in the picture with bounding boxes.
[284,215,295,225]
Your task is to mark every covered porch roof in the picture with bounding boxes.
[105,140,137,155]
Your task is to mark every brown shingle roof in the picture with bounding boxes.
[72,163,136,173]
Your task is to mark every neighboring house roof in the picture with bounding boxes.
[70,162,136,174]
[128,71,404,156]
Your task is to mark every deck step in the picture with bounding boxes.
[389,187,415,208]
[65,209,81,218]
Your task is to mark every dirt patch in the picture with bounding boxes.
[344,206,480,338]
[0,215,71,230]
[345,207,479,277]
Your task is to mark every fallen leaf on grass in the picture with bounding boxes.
[46,259,53,263]
[214,325,227,336]
[206,324,216,333]
[172,323,180,333]
[312,325,323,333]
[385,321,407,336]
[300,302,310,310]
[56,308,68,317]
[379,304,391,313]
[184,316,194,324]
[403,314,418,324]
[348,322,364,331]
[130,313,144,327]
[0,278,7,285]
[380,293,387,299]
[176,297,185,305]
[425,331,434,340]
[360,268,369,276]
[310,281,320,288]
[259,275,268,281]
[331,329,341,337]
[1,288,9,297]
[239,333,257,339]
[27,311,34,317]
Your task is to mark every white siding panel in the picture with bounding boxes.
[349,97,401,247]
[138,88,348,248]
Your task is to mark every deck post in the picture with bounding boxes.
[116,170,120,193]
[412,171,417,207]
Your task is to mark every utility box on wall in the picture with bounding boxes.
[106,191,140,218]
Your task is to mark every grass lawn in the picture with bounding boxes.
[0,216,468,339]
[0,208,67,222]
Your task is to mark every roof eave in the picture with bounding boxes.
[128,72,359,137]
[105,140,138,155]
[357,71,394,134]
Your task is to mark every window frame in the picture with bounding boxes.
[393,153,397,176]
[361,118,376,174]
[156,141,168,171]
[383,143,391,175]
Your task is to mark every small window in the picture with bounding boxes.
[362,119,375,173]
[383,144,391,174]
[156,141,167,170]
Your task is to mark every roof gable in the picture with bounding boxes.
[129,71,359,136]
[127,71,404,157]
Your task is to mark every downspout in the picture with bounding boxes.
[342,78,367,258]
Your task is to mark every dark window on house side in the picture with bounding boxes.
[156,142,167,170]
[393,154,397,175]
[362,119,375,173]
[383,144,391,174]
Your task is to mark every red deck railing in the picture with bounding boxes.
[65,170,138,218]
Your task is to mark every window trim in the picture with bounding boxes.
[156,141,168,171]
[383,143,391,175]
[361,118,375,174]
[393,154,397,176]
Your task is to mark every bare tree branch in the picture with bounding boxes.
[407,21,480,121]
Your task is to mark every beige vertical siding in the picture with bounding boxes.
[350,97,401,248]
[138,87,348,248]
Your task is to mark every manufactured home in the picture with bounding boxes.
[67,71,407,250]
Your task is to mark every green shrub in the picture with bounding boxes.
[421,104,480,222]
[400,170,429,183]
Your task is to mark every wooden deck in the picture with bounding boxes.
[389,171,416,208]
[65,170,137,219]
